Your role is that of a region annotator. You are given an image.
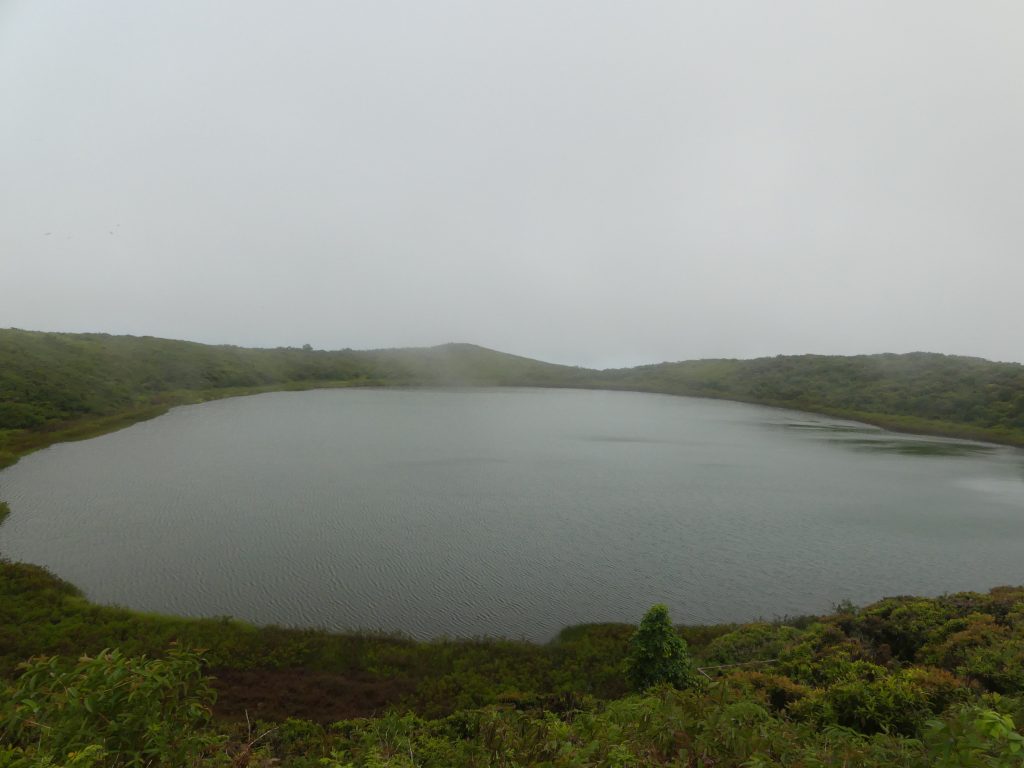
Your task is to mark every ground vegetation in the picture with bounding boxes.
[1,562,1023,765]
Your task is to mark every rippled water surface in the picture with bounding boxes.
[1,388,1022,640]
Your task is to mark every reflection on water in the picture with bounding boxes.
[1,388,1022,641]
[781,421,999,457]
[782,422,879,434]
[828,438,996,457]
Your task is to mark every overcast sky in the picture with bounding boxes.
[1,2,1021,368]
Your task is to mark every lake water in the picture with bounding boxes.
[1,387,1022,641]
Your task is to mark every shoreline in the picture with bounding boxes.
[1,381,1019,548]
[0,377,387,470]
[0,384,1020,646]
[3,381,1021,474]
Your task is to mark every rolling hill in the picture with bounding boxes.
[1,328,1022,468]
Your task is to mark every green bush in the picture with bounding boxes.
[790,667,967,736]
[960,639,1024,694]
[624,605,696,691]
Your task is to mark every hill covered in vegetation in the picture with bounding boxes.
[599,353,1024,446]
[1,561,1022,766]
[0,328,590,467]
[2,328,1023,469]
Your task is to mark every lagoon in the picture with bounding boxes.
[1,387,1022,641]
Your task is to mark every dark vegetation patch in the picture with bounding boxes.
[210,667,416,723]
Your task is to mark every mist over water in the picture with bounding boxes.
[1,388,1022,641]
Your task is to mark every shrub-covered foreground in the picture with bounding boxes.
[1,562,1023,766]
[2,652,1022,767]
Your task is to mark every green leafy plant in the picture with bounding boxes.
[1,646,220,767]
[624,604,696,691]
[924,706,1024,767]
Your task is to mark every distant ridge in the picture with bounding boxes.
[595,351,1024,446]
[1,328,1022,467]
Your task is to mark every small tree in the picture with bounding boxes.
[625,604,696,691]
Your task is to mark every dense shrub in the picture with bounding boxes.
[704,623,803,665]
[624,605,696,691]
[723,669,810,711]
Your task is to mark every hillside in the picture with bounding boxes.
[2,328,1023,469]
[0,329,589,466]
[595,353,1024,445]
[365,342,591,387]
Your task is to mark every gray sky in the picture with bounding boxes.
[1,1,1022,368]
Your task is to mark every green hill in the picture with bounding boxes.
[365,341,591,387]
[0,329,589,466]
[595,352,1024,445]
[2,328,1023,469]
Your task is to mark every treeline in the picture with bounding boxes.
[2,561,1023,765]
[2,329,1023,469]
